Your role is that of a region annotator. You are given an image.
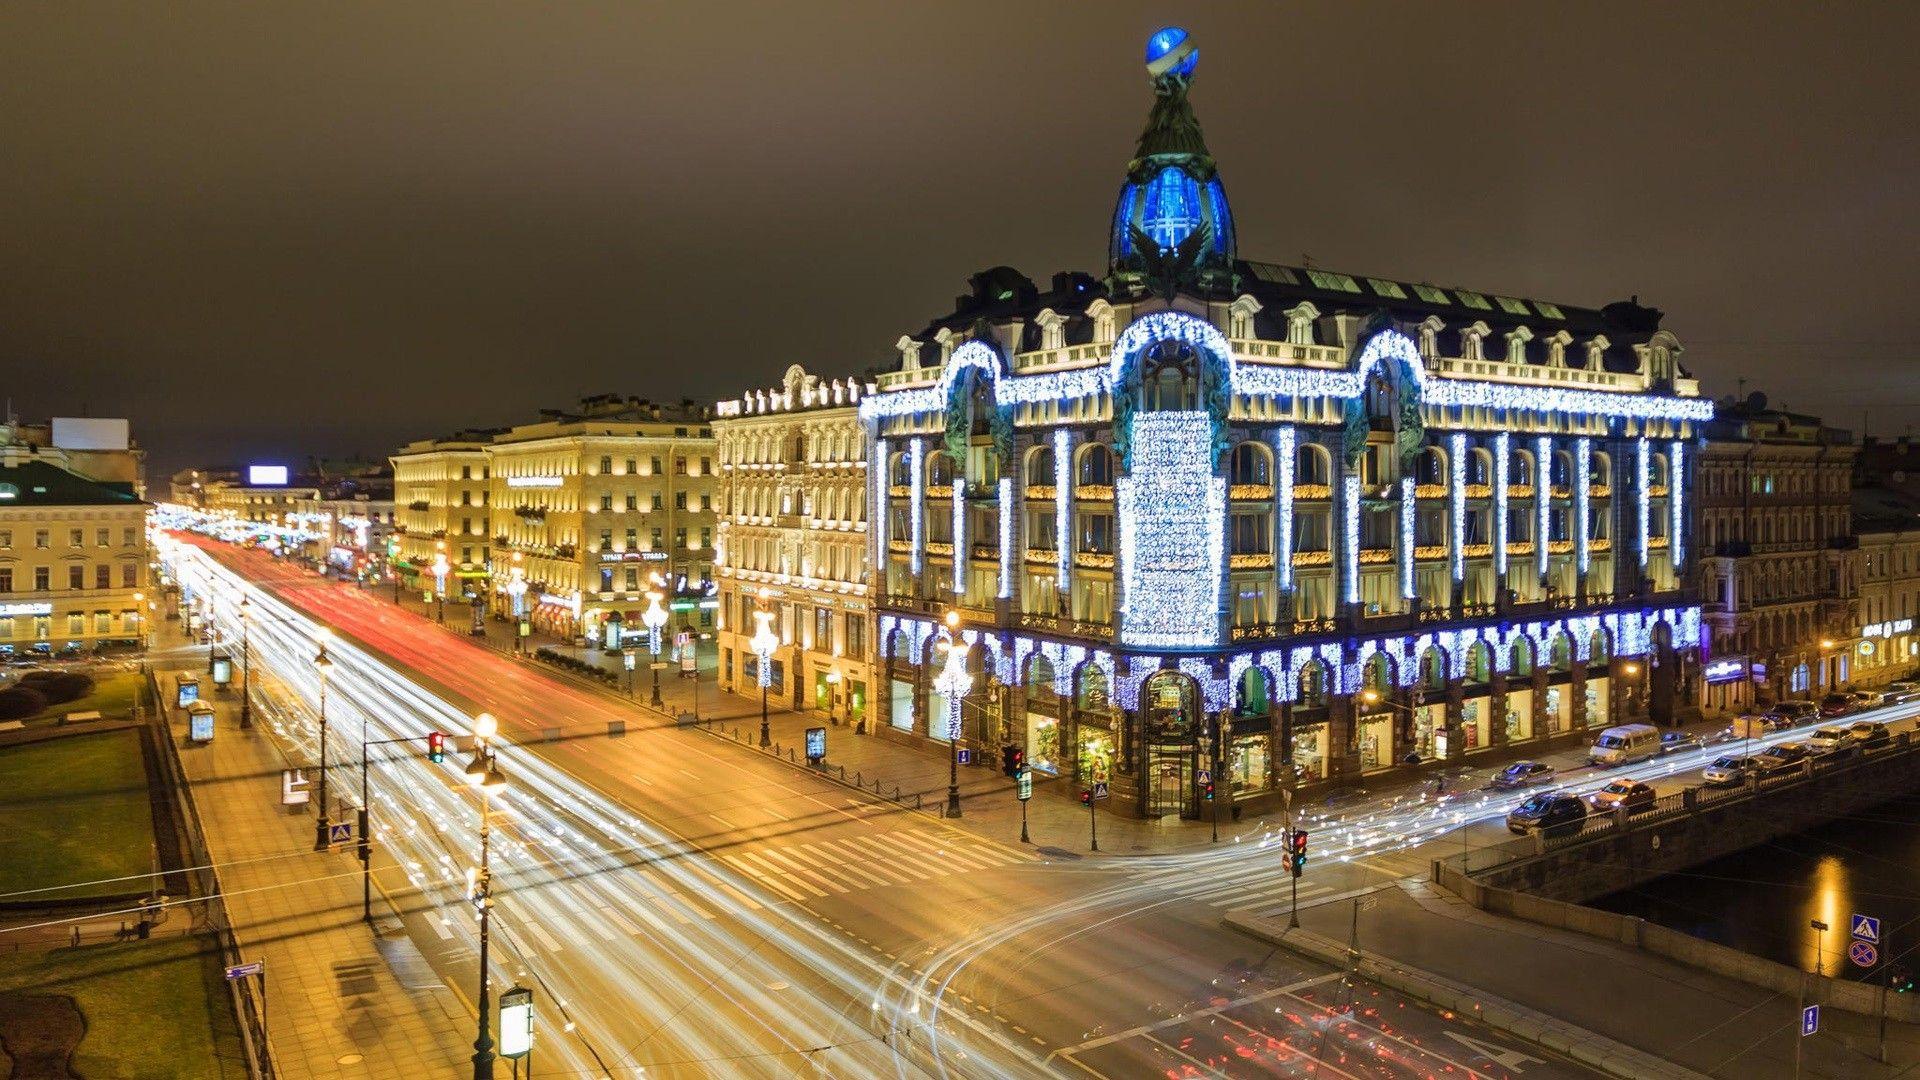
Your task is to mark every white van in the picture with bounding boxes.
[1589,723,1661,767]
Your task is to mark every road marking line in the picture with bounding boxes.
[759,848,849,893]
[738,851,829,897]
[722,855,813,902]
[815,839,918,885]
[681,860,764,911]
[708,812,740,831]
[430,916,453,940]
[1044,972,1343,1062]
[523,918,566,953]
[599,905,641,936]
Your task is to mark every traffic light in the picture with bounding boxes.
[1892,966,1914,994]
[1288,828,1308,876]
[427,730,446,763]
[1079,788,1092,806]
[1001,744,1025,778]
[1201,775,1215,801]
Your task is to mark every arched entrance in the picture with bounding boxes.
[1141,670,1202,819]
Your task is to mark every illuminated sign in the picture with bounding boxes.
[188,704,216,743]
[1702,657,1747,684]
[1861,620,1913,639]
[247,465,289,486]
[0,602,53,617]
[505,476,564,488]
[598,551,668,562]
[498,986,533,1058]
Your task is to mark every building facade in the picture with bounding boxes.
[390,433,495,608]
[1849,482,1920,687]
[861,30,1708,817]
[0,453,150,659]
[1695,399,1858,713]
[485,396,718,645]
[714,365,874,726]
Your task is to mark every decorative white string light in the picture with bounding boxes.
[1636,437,1650,569]
[951,480,967,594]
[1535,435,1552,579]
[1399,476,1416,600]
[1053,429,1071,591]
[1493,432,1510,576]
[998,477,1013,599]
[1117,412,1225,648]
[1274,426,1296,591]
[1574,437,1591,575]
[1342,473,1361,605]
[908,438,924,575]
[1669,439,1685,571]
[1449,433,1467,583]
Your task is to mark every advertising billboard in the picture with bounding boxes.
[50,417,130,451]
[247,465,290,486]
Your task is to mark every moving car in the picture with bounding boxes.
[1766,700,1820,725]
[1702,755,1760,786]
[1820,693,1857,718]
[1589,723,1662,767]
[1806,727,1858,756]
[1506,792,1590,836]
[1587,780,1657,814]
[1850,690,1886,711]
[1489,761,1557,791]
[1659,731,1703,755]
[1848,721,1891,749]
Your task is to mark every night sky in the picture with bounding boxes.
[3,3,1915,477]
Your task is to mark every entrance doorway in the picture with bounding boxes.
[1147,746,1190,818]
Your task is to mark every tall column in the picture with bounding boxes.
[1448,432,1467,614]
[1534,435,1553,588]
[908,437,926,597]
[1492,432,1511,611]
[1574,436,1592,601]
[1274,427,1297,620]
[1054,429,1075,617]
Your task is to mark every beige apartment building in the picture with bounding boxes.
[390,432,497,604]
[713,366,874,726]
[1,445,150,658]
[484,397,718,645]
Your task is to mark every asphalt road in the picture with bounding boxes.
[169,532,1610,1079]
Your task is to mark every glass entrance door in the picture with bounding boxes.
[1147,746,1191,818]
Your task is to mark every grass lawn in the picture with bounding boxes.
[0,935,246,1080]
[19,670,146,725]
[0,729,156,900]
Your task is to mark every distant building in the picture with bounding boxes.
[714,366,875,727]
[1695,395,1858,713]
[390,431,498,606]
[1,422,150,657]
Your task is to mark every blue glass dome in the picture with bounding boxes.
[1110,165,1234,262]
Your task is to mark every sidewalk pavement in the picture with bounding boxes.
[162,652,469,1079]
[1233,874,1919,1079]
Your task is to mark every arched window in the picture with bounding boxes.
[1417,447,1447,488]
[1468,448,1493,487]
[1420,647,1446,691]
[1236,666,1271,718]
[1511,637,1535,677]
[1550,633,1573,672]
[1297,660,1328,709]
[1141,340,1200,411]
[889,452,912,488]
[1078,444,1115,487]
[1465,642,1492,684]
[1591,452,1612,489]
[1230,443,1272,487]
[1295,444,1332,487]
[1551,452,1574,491]
[1362,654,1394,694]
[1026,445,1057,488]
[926,450,954,488]
[1027,654,1058,709]
[1511,449,1535,488]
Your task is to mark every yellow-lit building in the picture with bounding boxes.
[714,366,874,725]
[390,432,496,604]
[486,396,717,644]
[0,454,150,658]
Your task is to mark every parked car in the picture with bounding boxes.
[1806,727,1859,756]
[1659,731,1703,755]
[1703,755,1760,786]
[1819,693,1858,718]
[1589,723,1662,767]
[1489,761,1557,791]
[1506,792,1590,836]
[1756,742,1812,771]
[1850,690,1886,711]
[1587,780,1658,814]
[1881,681,1920,704]
[1848,721,1892,749]
[1766,700,1821,725]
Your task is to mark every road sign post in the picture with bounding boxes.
[1015,768,1032,845]
[225,960,267,1057]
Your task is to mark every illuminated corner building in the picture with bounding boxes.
[288,468,398,580]
[713,366,875,725]
[862,28,1710,818]
[0,422,150,659]
[482,396,717,646]
[1695,396,1858,714]
[390,431,499,600]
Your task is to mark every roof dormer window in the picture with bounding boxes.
[1284,301,1319,347]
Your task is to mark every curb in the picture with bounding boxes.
[1222,909,1711,1080]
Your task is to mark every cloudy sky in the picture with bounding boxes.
[3,2,1915,475]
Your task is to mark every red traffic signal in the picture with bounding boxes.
[1290,828,1308,856]
[1002,744,1025,778]
[426,730,446,763]
[1079,788,1092,805]
[1288,828,1308,875]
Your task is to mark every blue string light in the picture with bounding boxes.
[1117,412,1225,648]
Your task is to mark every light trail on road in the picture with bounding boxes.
[166,534,1055,1079]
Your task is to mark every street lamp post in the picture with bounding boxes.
[433,545,450,624]
[643,590,668,708]
[506,558,527,654]
[750,595,778,748]
[935,610,970,819]
[464,713,508,1080]
[311,629,335,852]
[238,597,253,729]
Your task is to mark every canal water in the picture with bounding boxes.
[1590,788,1920,978]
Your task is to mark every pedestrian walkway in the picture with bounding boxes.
[161,659,471,1079]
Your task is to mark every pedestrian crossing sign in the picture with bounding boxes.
[1092,781,1109,801]
[1853,914,1881,943]
[329,822,354,844]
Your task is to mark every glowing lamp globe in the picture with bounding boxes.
[1145,26,1197,79]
